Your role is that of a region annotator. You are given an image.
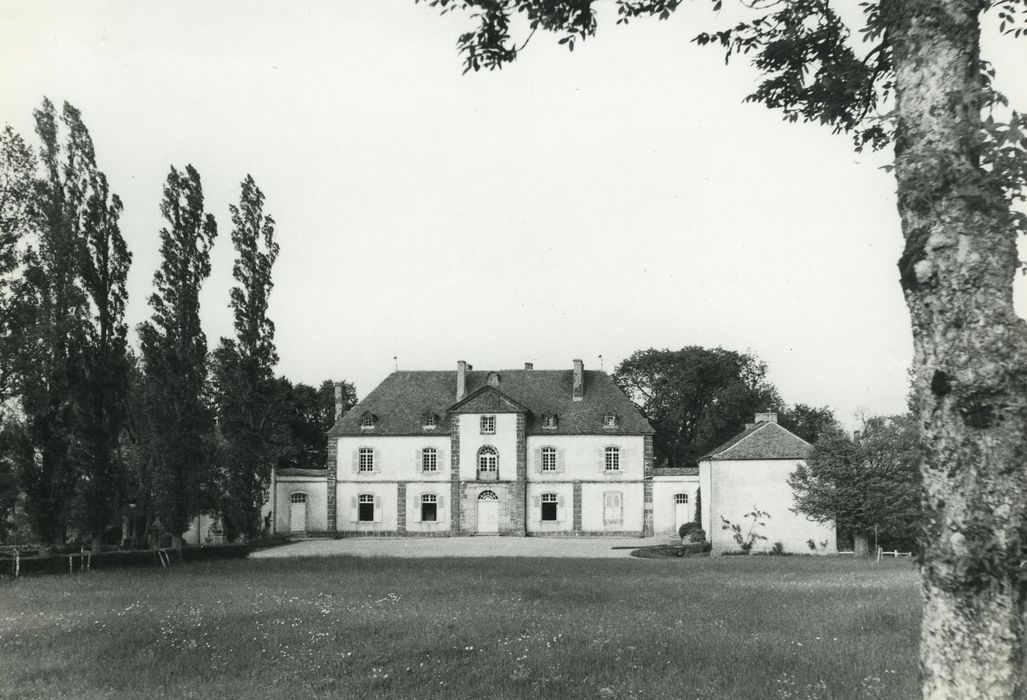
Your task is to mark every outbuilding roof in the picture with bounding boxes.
[328,369,654,437]
[701,420,811,461]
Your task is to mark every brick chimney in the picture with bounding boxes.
[456,360,468,400]
[524,362,533,370]
[333,383,345,421]
[754,412,778,424]
[572,359,584,401]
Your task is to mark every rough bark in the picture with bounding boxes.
[891,2,1027,697]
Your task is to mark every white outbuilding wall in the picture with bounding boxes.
[700,458,835,554]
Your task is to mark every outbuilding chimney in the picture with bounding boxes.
[333,383,345,421]
[572,359,584,401]
[456,360,468,400]
[524,362,533,370]
[754,412,778,424]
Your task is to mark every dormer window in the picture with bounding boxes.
[603,413,619,429]
[422,412,438,430]
[542,413,558,430]
[480,415,496,434]
[360,412,376,430]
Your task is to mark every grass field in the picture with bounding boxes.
[0,555,919,699]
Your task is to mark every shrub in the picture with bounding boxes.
[771,541,785,555]
[678,522,707,543]
[720,506,771,553]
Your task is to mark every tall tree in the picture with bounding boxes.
[73,169,132,553]
[613,346,781,468]
[789,413,922,557]
[423,2,1027,693]
[777,404,842,445]
[276,378,356,471]
[138,164,217,551]
[211,175,283,542]
[13,100,94,546]
[0,125,35,405]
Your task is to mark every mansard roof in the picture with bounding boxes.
[328,369,654,436]
[701,421,812,461]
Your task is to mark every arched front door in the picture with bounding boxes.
[477,490,499,534]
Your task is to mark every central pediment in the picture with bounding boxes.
[448,385,530,414]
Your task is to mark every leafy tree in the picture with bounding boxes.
[0,125,35,404]
[12,100,94,546]
[138,164,217,551]
[613,346,781,468]
[211,175,284,542]
[777,404,842,445]
[423,2,1027,692]
[276,379,356,471]
[72,168,132,554]
[790,414,922,558]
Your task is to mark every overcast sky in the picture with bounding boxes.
[2,1,1024,427]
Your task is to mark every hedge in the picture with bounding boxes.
[0,543,257,578]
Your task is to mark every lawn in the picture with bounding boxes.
[0,555,919,699]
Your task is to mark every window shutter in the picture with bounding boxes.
[534,447,542,473]
[533,495,541,508]
[437,449,446,472]
[414,449,422,472]
[437,495,446,510]
[620,446,629,470]
[373,495,382,522]
[557,494,565,508]
[352,449,359,473]
[597,447,606,472]
[410,495,420,523]
[373,448,381,473]
[557,448,565,473]
[349,496,358,522]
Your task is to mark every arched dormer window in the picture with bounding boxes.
[422,412,438,430]
[603,412,619,429]
[360,411,377,430]
[541,412,558,430]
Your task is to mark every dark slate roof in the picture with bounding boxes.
[277,468,328,477]
[328,369,653,436]
[653,467,699,477]
[701,421,812,461]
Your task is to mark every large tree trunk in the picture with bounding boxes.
[891,3,1027,698]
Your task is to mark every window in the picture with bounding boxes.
[421,447,438,472]
[541,447,557,472]
[542,414,557,429]
[604,446,620,471]
[358,494,374,522]
[359,448,375,472]
[478,446,498,475]
[541,493,558,522]
[290,492,307,504]
[421,494,438,522]
[603,491,623,525]
[675,493,689,504]
[603,413,618,428]
[360,412,376,429]
[480,415,496,434]
[422,413,438,430]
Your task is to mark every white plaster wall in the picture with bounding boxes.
[336,436,450,482]
[525,482,574,532]
[525,435,645,482]
[274,479,328,533]
[458,414,519,481]
[405,482,452,534]
[705,459,836,554]
[581,481,645,532]
[336,482,399,533]
[652,478,700,538]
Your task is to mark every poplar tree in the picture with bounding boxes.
[423,2,1027,694]
[13,100,93,546]
[211,175,283,541]
[73,169,131,553]
[138,164,217,551]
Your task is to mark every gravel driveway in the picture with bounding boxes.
[250,536,661,559]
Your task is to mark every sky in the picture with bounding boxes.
[1,1,1024,429]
